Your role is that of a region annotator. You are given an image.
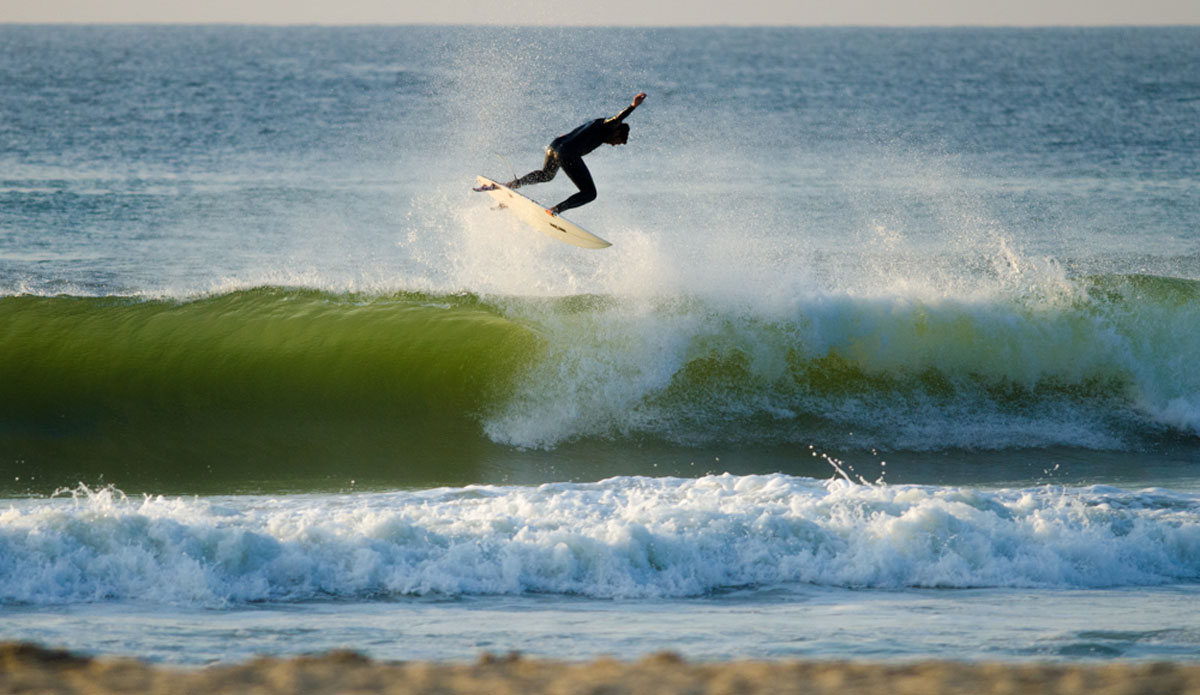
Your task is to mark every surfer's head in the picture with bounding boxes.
[606,124,630,146]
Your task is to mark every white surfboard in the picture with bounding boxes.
[474,175,612,250]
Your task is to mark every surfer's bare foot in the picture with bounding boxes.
[546,207,558,216]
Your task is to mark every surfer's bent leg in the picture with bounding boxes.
[552,155,597,214]
[508,148,560,189]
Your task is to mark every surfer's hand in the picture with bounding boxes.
[632,92,647,107]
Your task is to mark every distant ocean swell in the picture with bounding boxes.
[2,275,1197,462]
[1,476,1198,605]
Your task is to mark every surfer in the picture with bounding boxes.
[475,92,647,216]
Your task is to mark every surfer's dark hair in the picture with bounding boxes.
[616,123,630,139]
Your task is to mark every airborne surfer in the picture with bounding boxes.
[475,92,647,216]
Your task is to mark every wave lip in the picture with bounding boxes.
[2,476,1198,605]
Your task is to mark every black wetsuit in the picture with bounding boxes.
[507,102,639,214]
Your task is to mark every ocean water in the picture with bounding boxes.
[1,25,1199,665]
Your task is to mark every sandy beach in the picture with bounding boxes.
[3,642,1199,695]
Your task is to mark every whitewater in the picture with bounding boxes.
[5,477,1200,605]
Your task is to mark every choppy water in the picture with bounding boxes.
[1,25,1198,664]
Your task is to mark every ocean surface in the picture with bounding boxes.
[1,25,1198,665]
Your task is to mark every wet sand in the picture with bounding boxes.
[3,642,1199,695]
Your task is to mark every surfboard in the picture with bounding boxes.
[474,175,612,250]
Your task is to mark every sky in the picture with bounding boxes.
[3,0,1199,26]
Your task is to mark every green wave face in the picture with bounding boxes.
[2,275,1197,494]
[1,289,539,492]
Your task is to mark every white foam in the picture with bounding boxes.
[2,477,1198,606]
[480,273,1199,449]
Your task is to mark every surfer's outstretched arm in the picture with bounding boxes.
[607,92,647,125]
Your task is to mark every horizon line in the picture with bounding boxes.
[3,20,1199,28]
